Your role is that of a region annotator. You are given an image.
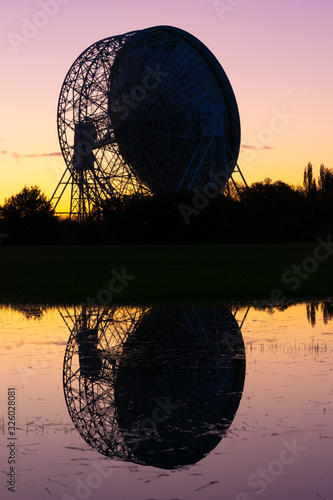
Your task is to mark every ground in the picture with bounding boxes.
[0,243,332,305]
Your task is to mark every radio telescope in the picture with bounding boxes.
[62,305,247,469]
[52,26,246,220]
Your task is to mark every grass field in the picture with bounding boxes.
[0,243,332,306]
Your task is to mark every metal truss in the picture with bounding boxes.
[61,305,246,467]
[53,26,246,220]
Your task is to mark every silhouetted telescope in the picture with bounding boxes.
[62,306,246,469]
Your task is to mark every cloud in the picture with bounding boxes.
[241,144,275,151]
[4,151,63,161]
[22,152,62,158]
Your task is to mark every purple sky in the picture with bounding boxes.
[1,0,332,205]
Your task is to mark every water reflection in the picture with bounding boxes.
[306,301,333,326]
[62,306,246,469]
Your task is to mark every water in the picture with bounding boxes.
[1,302,332,499]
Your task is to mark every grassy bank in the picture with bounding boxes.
[0,243,332,305]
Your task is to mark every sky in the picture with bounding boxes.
[1,0,332,211]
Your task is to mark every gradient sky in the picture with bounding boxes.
[1,0,332,210]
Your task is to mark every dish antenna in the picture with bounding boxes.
[52,26,247,220]
[62,305,246,468]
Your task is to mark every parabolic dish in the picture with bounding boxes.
[57,25,241,201]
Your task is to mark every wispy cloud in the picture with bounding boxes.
[22,152,62,158]
[241,144,275,151]
[1,151,62,161]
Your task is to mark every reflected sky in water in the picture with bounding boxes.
[1,302,333,500]
[63,307,245,470]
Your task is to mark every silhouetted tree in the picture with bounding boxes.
[306,302,319,327]
[11,305,47,320]
[0,162,331,244]
[303,162,317,197]
[0,185,58,244]
[321,301,333,325]
[318,164,333,199]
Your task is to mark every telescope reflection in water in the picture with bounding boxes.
[62,306,246,469]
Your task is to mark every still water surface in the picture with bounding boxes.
[1,302,332,500]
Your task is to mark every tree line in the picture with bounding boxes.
[0,163,332,245]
